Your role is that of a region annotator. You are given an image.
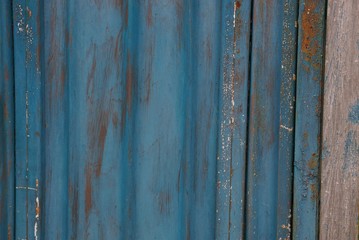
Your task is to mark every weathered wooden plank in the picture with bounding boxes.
[276,0,298,239]
[293,0,326,239]
[0,1,15,239]
[215,0,251,239]
[246,1,284,239]
[320,0,359,239]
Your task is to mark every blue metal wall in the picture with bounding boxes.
[1,0,326,239]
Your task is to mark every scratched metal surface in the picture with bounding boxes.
[1,0,327,239]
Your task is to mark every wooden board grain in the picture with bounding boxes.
[320,0,359,239]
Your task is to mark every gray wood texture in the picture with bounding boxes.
[320,0,359,239]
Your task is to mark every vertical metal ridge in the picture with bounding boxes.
[216,1,252,239]
[243,0,254,238]
[293,0,326,238]
[246,0,284,238]
[0,1,16,239]
[276,0,299,239]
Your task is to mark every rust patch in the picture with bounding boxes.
[4,65,9,81]
[7,224,11,240]
[36,44,41,72]
[206,36,212,65]
[86,54,97,97]
[69,181,79,233]
[85,165,92,220]
[144,40,154,103]
[94,0,123,10]
[310,183,318,201]
[175,0,184,49]
[125,3,129,27]
[235,1,241,10]
[158,191,171,215]
[26,6,32,18]
[125,54,133,112]
[65,29,72,46]
[3,100,8,119]
[308,153,318,169]
[47,4,66,103]
[114,32,121,62]
[146,2,153,27]
[112,114,119,127]
[95,124,108,176]
[35,180,40,217]
[301,1,321,64]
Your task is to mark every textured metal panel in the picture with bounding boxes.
[2,0,328,239]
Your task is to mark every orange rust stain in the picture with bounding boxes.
[47,4,66,101]
[301,1,321,63]
[69,182,79,226]
[35,179,40,217]
[308,153,318,169]
[113,0,123,9]
[36,45,41,70]
[112,114,119,127]
[310,183,318,201]
[7,224,11,240]
[315,95,322,115]
[114,32,121,61]
[87,54,97,97]
[26,7,32,18]
[158,191,171,215]
[125,4,129,27]
[60,66,66,90]
[95,124,108,176]
[125,54,133,112]
[85,166,92,220]
[146,2,153,27]
[3,101,8,119]
[65,29,72,46]
[235,1,241,10]
[175,0,184,48]
[4,65,9,81]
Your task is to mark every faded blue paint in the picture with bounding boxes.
[343,130,359,176]
[348,100,359,124]
[1,0,327,239]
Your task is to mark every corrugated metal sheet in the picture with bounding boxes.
[1,0,327,239]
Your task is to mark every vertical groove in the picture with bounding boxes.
[64,0,70,237]
[290,1,300,239]
[243,0,254,238]
[317,1,328,238]
[24,1,29,238]
[10,0,17,238]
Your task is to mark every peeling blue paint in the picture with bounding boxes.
[348,100,359,124]
[343,131,359,176]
